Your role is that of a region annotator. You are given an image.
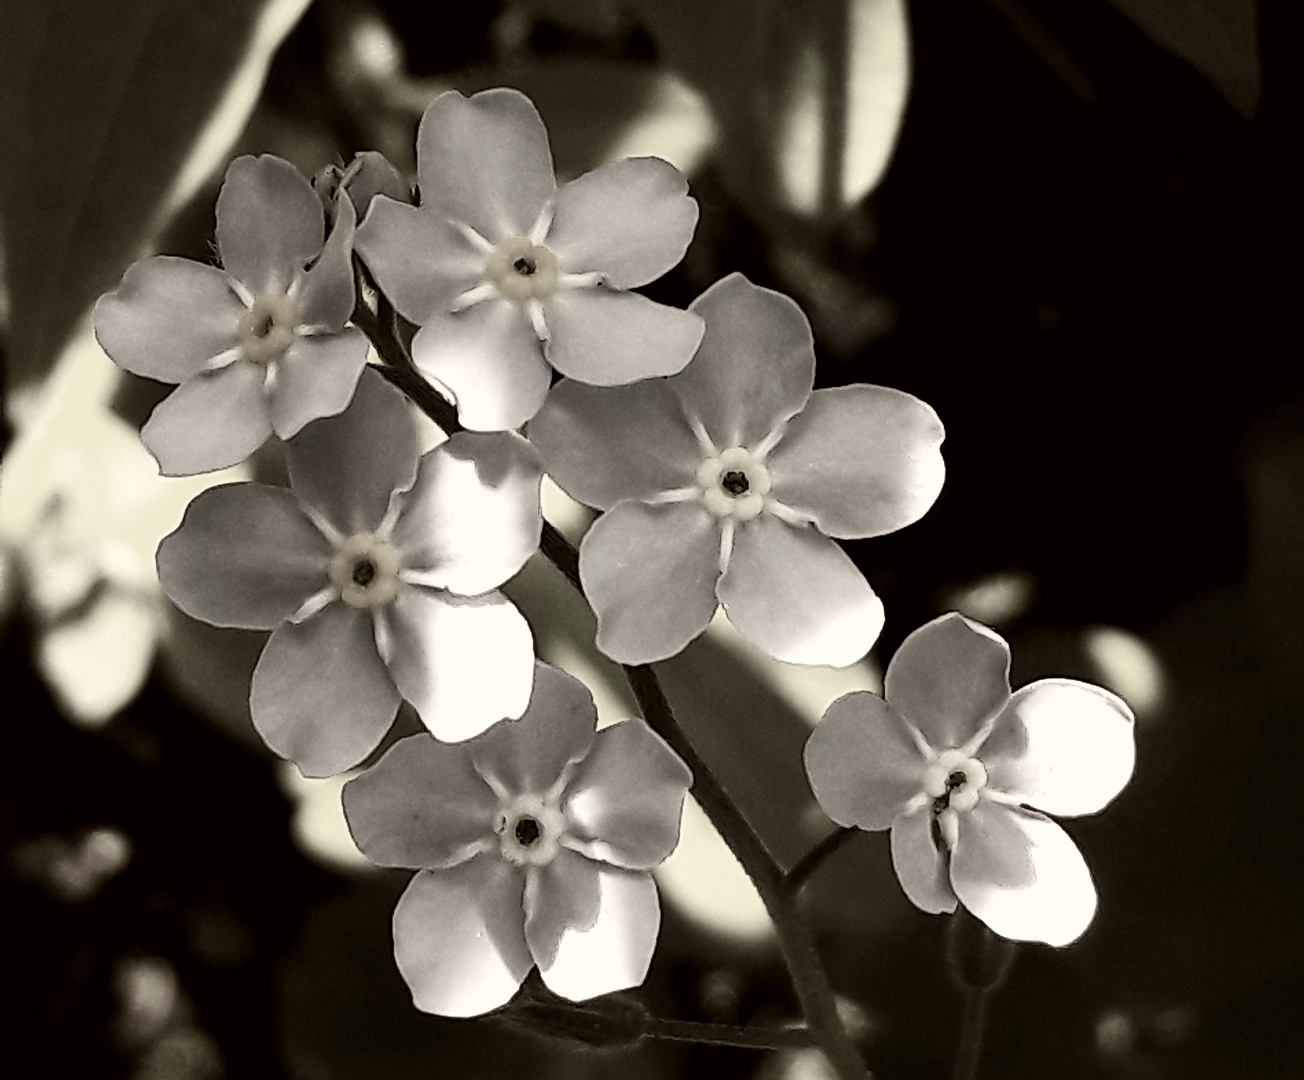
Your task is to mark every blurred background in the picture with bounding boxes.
[1,0,1297,1077]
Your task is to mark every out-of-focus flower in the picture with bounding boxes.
[342,661,692,1016]
[355,87,705,431]
[156,369,542,776]
[529,272,945,667]
[804,612,1136,946]
[94,155,370,476]
[315,150,412,227]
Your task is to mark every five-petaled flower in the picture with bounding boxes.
[342,661,693,1016]
[156,369,542,776]
[804,612,1136,946]
[529,272,946,667]
[355,87,705,431]
[95,155,371,476]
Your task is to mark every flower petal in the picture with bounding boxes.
[410,302,552,431]
[393,859,532,1017]
[527,377,701,511]
[766,385,946,539]
[354,198,485,325]
[563,719,692,869]
[951,801,1036,891]
[93,257,243,382]
[386,589,535,741]
[140,362,271,476]
[250,602,401,777]
[950,806,1098,947]
[718,516,883,666]
[416,88,555,241]
[524,849,602,970]
[890,808,957,914]
[543,287,704,385]
[216,155,324,296]
[538,867,660,1002]
[286,366,418,536]
[579,500,720,664]
[470,662,597,798]
[982,679,1136,817]
[390,431,542,595]
[294,190,358,331]
[547,157,698,288]
[883,613,1011,752]
[157,483,331,629]
[269,329,370,440]
[669,274,814,450]
[804,691,928,831]
[342,733,497,869]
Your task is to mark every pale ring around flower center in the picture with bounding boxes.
[485,236,559,302]
[923,748,988,849]
[237,292,299,365]
[493,793,567,867]
[328,533,401,609]
[696,447,772,522]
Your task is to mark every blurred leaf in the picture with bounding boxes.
[0,0,312,391]
[1103,0,1260,117]
[626,0,909,217]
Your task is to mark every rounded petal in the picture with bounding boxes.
[527,378,701,511]
[216,155,324,295]
[951,801,1036,892]
[286,366,418,536]
[391,431,543,595]
[386,589,535,741]
[538,868,660,1002]
[982,679,1136,817]
[524,849,602,970]
[354,198,484,325]
[410,302,552,431]
[157,483,331,629]
[416,88,555,241]
[543,288,704,385]
[140,362,271,476]
[669,274,814,450]
[393,859,532,1017]
[950,806,1098,947]
[563,719,692,869]
[890,808,957,914]
[766,385,946,539]
[269,329,370,440]
[294,191,358,330]
[93,257,243,382]
[470,662,597,799]
[883,613,1011,752]
[804,691,927,831]
[250,603,401,777]
[718,516,883,667]
[547,157,698,288]
[342,734,497,869]
[343,150,412,219]
[579,500,720,665]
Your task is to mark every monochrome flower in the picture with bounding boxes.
[803,612,1136,946]
[528,272,945,666]
[342,662,693,1016]
[355,87,705,431]
[156,369,542,776]
[94,155,370,476]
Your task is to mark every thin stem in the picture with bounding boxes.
[950,987,990,1080]
[786,827,860,892]
[644,1017,816,1050]
[946,906,1015,1080]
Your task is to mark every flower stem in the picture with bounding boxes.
[786,827,860,892]
[643,1017,816,1050]
[946,906,1015,1080]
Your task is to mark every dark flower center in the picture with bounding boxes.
[513,816,542,847]
[513,255,537,276]
[351,559,376,587]
[251,312,276,338]
[947,769,967,790]
[721,470,750,495]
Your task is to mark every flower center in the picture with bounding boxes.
[237,292,298,365]
[922,748,988,849]
[493,794,567,867]
[696,447,772,522]
[328,533,401,609]
[486,236,559,302]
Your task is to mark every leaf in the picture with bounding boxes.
[0,0,313,391]
[1104,0,1260,118]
